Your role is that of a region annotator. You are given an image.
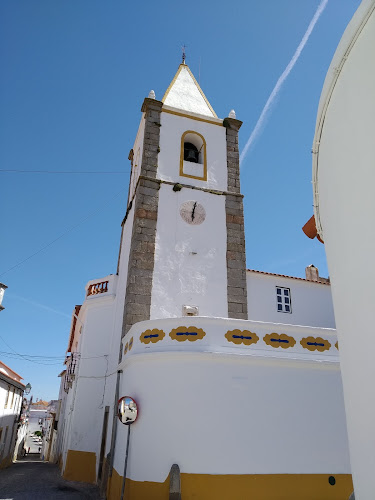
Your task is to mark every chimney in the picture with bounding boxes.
[305,264,320,282]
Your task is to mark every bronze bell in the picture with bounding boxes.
[186,149,198,163]
[184,142,199,163]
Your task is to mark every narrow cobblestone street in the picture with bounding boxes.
[0,455,102,499]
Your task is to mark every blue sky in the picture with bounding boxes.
[1,0,360,400]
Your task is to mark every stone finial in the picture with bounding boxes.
[148,90,156,99]
[228,109,236,118]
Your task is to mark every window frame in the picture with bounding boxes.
[276,286,292,314]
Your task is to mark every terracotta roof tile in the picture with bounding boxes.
[247,268,330,285]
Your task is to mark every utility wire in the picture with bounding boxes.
[0,335,62,366]
[0,348,110,365]
[0,350,109,360]
[0,186,127,278]
[0,169,129,174]
[0,351,65,359]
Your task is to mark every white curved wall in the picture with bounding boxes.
[313,3,375,498]
[113,316,350,483]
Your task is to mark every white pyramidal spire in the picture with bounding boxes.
[162,64,217,118]
[148,90,156,99]
[228,109,236,118]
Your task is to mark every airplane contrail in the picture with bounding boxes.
[240,0,329,165]
[6,292,71,319]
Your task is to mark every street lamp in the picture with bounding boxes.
[24,383,31,395]
[0,283,7,312]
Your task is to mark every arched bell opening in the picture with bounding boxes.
[180,131,207,181]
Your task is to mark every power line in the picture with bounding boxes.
[0,348,109,365]
[0,336,63,366]
[0,187,127,278]
[0,169,129,174]
[0,351,65,359]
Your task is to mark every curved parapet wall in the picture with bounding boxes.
[107,317,352,499]
[120,317,339,363]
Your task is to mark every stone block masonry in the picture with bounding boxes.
[122,98,163,337]
[140,98,163,178]
[224,117,248,320]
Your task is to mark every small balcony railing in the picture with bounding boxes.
[87,281,109,297]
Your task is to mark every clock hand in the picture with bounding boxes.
[191,202,197,221]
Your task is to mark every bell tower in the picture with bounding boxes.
[121,62,248,337]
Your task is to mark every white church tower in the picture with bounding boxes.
[121,61,248,337]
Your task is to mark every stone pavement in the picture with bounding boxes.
[0,455,102,499]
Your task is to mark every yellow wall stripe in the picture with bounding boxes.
[106,470,352,500]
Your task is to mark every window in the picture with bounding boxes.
[180,131,207,181]
[276,287,292,313]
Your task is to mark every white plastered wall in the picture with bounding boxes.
[102,203,135,460]
[151,183,228,319]
[61,196,136,472]
[113,351,350,483]
[158,111,227,191]
[0,380,22,461]
[247,272,335,328]
[64,297,116,458]
[313,3,375,497]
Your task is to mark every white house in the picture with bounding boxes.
[56,61,353,500]
[0,360,25,467]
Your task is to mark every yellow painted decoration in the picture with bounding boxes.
[106,470,352,500]
[162,108,223,126]
[301,336,331,352]
[180,130,207,181]
[335,341,339,350]
[225,329,259,346]
[63,450,96,484]
[123,342,128,355]
[140,329,165,344]
[264,333,296,349]
[129,337,133,350]
[169,326,206,342]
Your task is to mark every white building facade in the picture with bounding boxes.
[56,63,353,499]
[0,361,25,467]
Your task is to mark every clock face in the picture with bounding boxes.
[180,201,206,225]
